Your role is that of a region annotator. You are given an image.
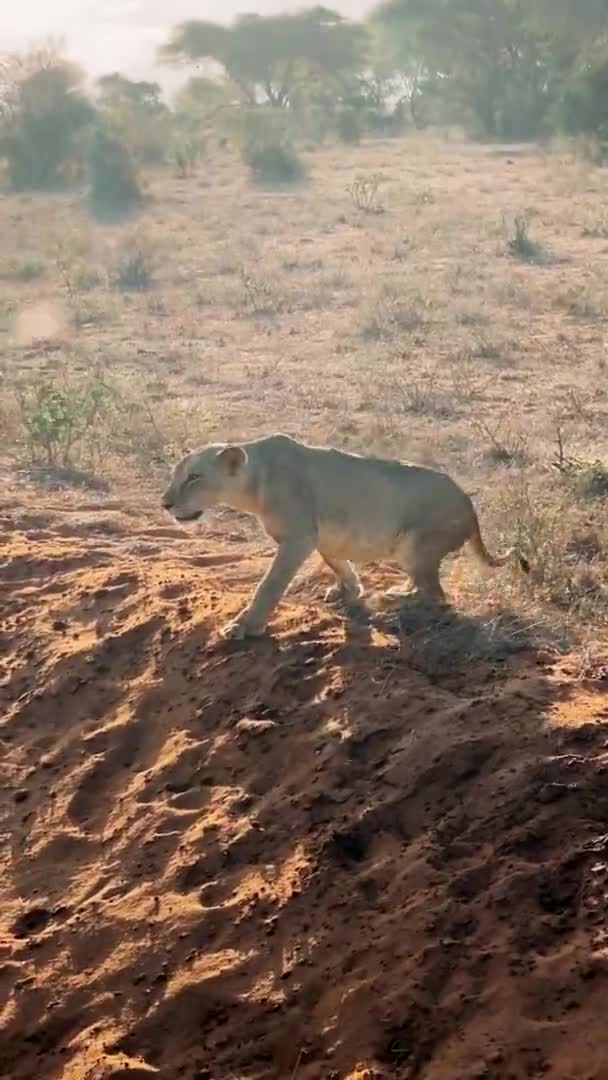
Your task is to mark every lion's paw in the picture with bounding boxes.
[220,615,266,641]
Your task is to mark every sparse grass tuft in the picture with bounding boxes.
[472,417,528,467]
[238,266,285,316]
[575,461,608,500]
[505,214,545,264]
[1,257,46,283]
[359,286,429,341]
[347,174,384,214]
[551,429,608,500]
[392,374,454,419]
[556,286,608,320]
[111,236,156,292]
[486,472,608,628]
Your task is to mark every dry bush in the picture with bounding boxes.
[347,174,384,214]
[0,257,45,282]
[107,389,212,474]
[358,284,430,341]
[556,285,608,320]
[505,213,545,264]
[111,234,156,292]
[471,417,528,467]
[487,473,608,627]
[238,267,285,316]
[389,373,455,419]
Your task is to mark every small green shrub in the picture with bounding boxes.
[16,375,114,466]
[242,139,305,186]
[359,286,428,340]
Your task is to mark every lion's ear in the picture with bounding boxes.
[216,445,248,475]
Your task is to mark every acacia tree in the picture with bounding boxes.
[159,7,368,109]
[373,0,553,137]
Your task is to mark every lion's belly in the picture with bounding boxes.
[317,521,398,563]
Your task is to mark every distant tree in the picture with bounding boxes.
[171,77,232,171]
[0,46,95,189]
[173,76,233,132]
[97,73,165,113]
[364,20,432,129]
[174,76,231,115]
[527,1,608,136]
[373,0,553,138]
[160,8,368,109]
[96,72,171,164]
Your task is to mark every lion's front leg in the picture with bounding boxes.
[321,556,363,605]
[222,535,316,639]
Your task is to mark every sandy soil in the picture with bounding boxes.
[2,494,608,1080]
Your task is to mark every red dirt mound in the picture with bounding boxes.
[2,506,608,1080]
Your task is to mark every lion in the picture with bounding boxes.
[162,433,527,640]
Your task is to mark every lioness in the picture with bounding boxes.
[162,433,525,640]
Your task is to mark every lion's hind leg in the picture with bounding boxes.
[395,531,448,606]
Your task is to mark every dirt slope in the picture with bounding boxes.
[2,503,608,1080]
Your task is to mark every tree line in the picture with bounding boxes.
[1,1,608,198]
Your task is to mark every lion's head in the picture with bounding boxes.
[162,444,249,523]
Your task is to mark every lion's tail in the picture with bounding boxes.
[468,512,529,573]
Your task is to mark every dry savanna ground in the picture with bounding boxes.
[3,134,608,1080]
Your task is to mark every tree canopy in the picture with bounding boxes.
[159,8,368,108]
[373,0,553,137]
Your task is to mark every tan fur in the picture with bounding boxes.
[162,433,524,639]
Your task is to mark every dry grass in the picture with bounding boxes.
[3,133,608,644]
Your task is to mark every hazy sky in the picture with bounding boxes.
[1,2,373,84]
